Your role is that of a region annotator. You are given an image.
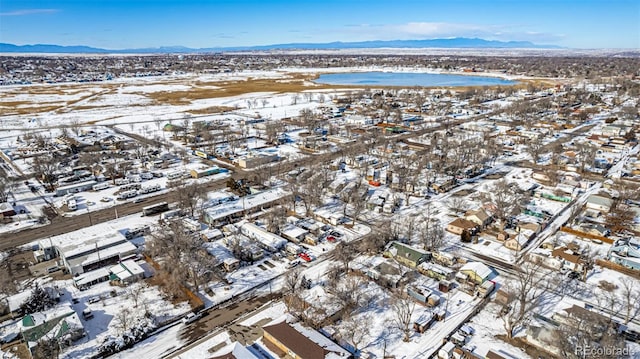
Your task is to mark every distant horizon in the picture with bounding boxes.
[0,0,638,49]
[0,37,569,53]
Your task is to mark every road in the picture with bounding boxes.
[167,294,278,358]
[0,177,232,250]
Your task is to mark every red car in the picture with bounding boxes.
[326,235,337,243]
[298,252,312,262]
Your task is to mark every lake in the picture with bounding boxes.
[314,71,516,87]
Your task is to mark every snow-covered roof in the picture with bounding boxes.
[74,267,111,287]
[20,304,84,347]
[209,342,258,359]
[0,202,15,213]
[58,233,128,259]
[110,260,145,281]
[66,241,137,270]
[6,291,32,313]
[205,240,235,262]
[263,318,350,359]
[460,261,493,279]
[281,225,308,239]
[239,222,287,251]
[204,187,289,222]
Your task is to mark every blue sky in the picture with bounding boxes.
[0,0,638,49]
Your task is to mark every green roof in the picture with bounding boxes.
[22,315,35,327]
[387,241,429,264]
[21,312,75,343]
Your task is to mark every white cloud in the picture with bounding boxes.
[0,9,59,17]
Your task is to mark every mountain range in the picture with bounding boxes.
[0,38,562,54]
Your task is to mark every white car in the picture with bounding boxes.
[100,197,111,202]
[183,312,203,324]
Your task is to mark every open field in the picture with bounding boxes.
[0,69,551,116]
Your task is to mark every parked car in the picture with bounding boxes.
[183,312,202,324]
[82,309,94,320]
[88,296,101,304]
[298,252,313,262]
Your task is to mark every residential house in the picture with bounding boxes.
[553,304,621,335]
[262,320,351,359]
[407,286,441,307]
[608,238,640,270]
[432,252,457,267]
[280,225,309,243]
[458,262,493,284]
[504,229,534,251]
[585,194,613,213]
[464,208,492,228]
[418,262,455,281]
[20,305,85,354]
[384,241,430,268]
[438,341,456,359]
[601,125,622,137]
[0,202,16,217]
[5,286,60,318]
[446,218,478,235]
[586,224,610,237]
[551,246,587,273]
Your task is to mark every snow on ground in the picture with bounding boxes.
[168,331,230,359]
[238,301,287,327]
[56,279,189,359]
[0,181,48,234]
[111,323,186,359]
[323,278,484,359]
[465,301,532,358]
[201,257,287,308]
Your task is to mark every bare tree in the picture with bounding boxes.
[554,305,627,359]
[526,136,544,163]
[32,336,60,359]
[114,308,135,335]
[576,142,598,174]
[338,313,373,356]
[484,179,524,231]
[419,221,445,252]
[32,154,59,192]
[173,180,208,218]
[284,267,303,294]
[447,196,467,215]
[499,259,555,339]
[334,242,356,273]
[392,294,415,342]
[129,283,147,310]
[619,277,640,324]
[0,177,15,203]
